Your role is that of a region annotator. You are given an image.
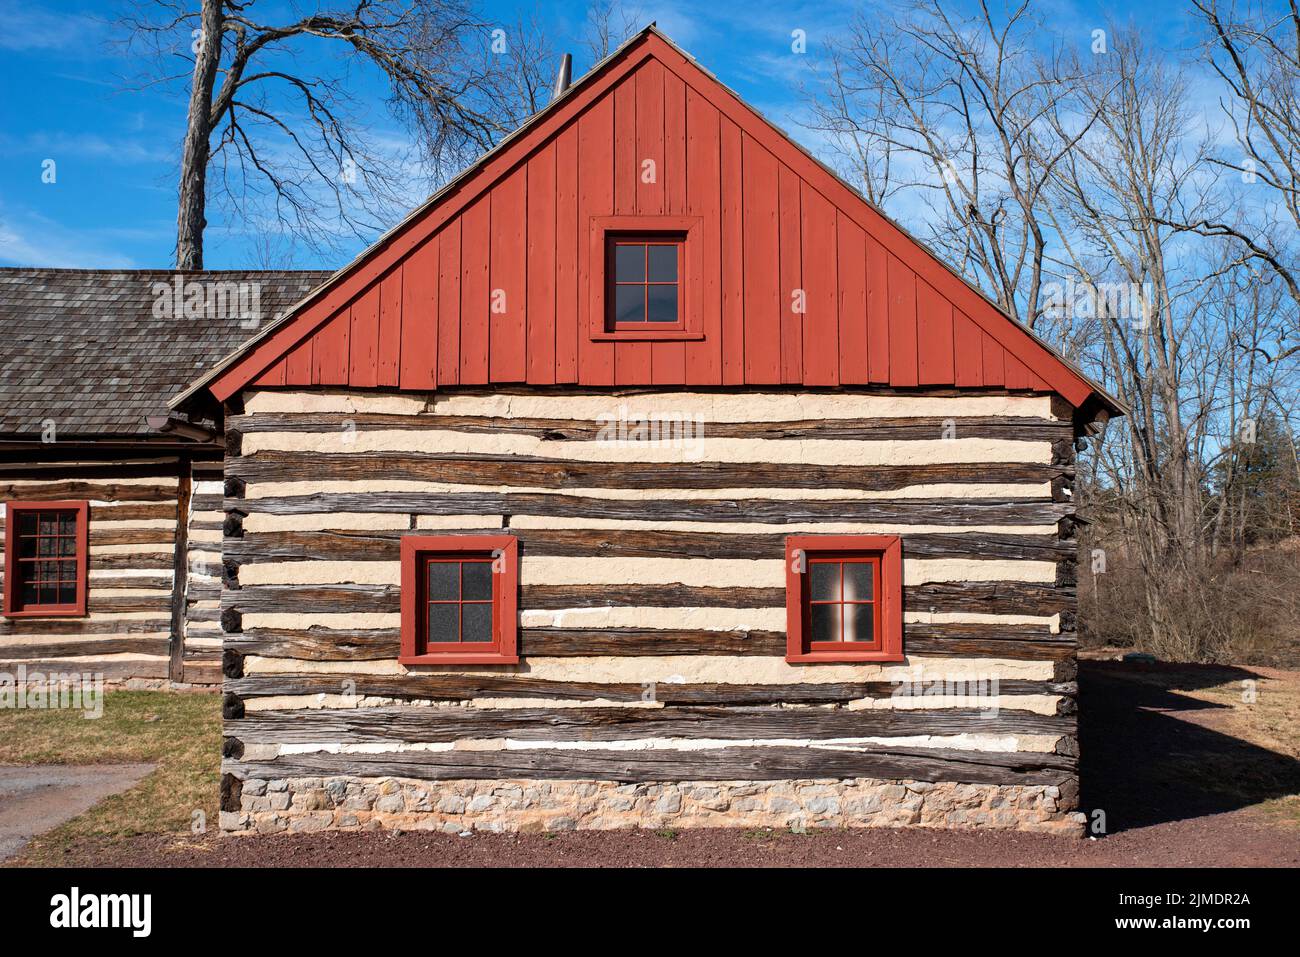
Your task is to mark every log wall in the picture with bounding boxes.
[0,455,222,686]
[219,387,1084,834]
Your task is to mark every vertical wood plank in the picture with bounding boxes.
[635,58,666,216]
[399,239,438,390]
[778,163,803,384]
[459,198,491,384]
[376,267,403,387]
[348,282,380,388]
[614,77,638,216]
[952,309,983,387]
[652,66,689,384]
[684,88,722,384]
[526,142,557,385]
[886,254,918,386]
[865,234,890,383]
[284,336,313,384]
[436,220,461,386]
[554,125,580,383]
[1004,354,1036,390]
[981,331,1005,385]
[577,93,615,385]
[800,181,839,386]
[312,307,351,385]
[836,211,868,384]
[489,166,528,382]
[915,278,954,385]
[720,116,744,385]
[741,133,781,383]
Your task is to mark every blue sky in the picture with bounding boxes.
[0,0,1204,271]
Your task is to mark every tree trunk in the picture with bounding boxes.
[176,0,224,270]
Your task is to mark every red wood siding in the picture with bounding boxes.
[237,31,1074,403]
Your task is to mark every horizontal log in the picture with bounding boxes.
[224,528,1072,564]
[221,578,1070,618]
[231,703,1073,745]
[0,617,171,636]
[0,637,172,659]
[225,672,1071,708]
[229,491,1073,526]
[0,657,169,680]
[0,481,177,502]
[89,503,176,521]
[225,743,1076,787]
[84,553,176,571]
[228,451,1071,493]
[229,412,1072,443]
[91,528,177,547]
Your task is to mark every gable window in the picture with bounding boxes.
[608,237,684,329]
[3,501,89,618]
[784,535,903,663]
[400,534,519,665]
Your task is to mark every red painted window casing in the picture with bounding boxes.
[784,534,904,663]
[399,535,519,665]
[3,500,90,619]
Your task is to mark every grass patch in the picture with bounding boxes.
[0,691,221,864]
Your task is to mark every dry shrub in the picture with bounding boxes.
[1079,539,1300,667]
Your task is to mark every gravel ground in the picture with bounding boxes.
[16,660,1300,868]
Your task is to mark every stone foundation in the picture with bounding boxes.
[223,776,1086,837]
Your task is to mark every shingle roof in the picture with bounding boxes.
[0,268,332,436]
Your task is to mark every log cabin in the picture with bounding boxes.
[4,26,1122,835]
[0,268,328,686]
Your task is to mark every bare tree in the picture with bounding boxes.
[805,0,1101,328]
[121,0,556,269]
[1163,0,1300,361]
[583,0,641,64]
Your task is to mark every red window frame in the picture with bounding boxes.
[587,215,704,342]
[606,235,686,331]
[785,535,903,663]
[400,534,519,665]
[3,500,90,619]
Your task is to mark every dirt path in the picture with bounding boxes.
[0,764,154,862]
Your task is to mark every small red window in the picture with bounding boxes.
[607,236,684,330]
[785,536,903,663]
[3,501,89,618]
[400,535,518,665]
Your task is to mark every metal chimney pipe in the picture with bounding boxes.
[551,53,573,103]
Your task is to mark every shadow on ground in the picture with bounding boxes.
[1078,660,1300,832]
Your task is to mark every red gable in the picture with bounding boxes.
[191,27,1119,418]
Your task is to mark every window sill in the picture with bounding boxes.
[400,653,520,666]
[3,609,86,619]
[590,330,705,342]
[786,652,907,664]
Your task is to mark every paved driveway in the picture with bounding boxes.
[0,764,155,861]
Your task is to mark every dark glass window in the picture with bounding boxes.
[608,238,682,327]
[422,557,495,646]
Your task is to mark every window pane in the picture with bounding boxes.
[461,561,493,601]
[647,244,677,281]
[426,562,458,601]
[843,603,874,643]
[59,513,77,535]
[614,244,645,282]
[843,562,874,602]
[58,560,77,583]
[18,534,37,558]
[810,562,839,601]
[57,535,76,556]
[20,582,39,606]
[810,603,840,642]
[613,284,644,324]
[646,284,678,322]
[17,512,37,534]
[38,513,58,535]
[38,561,59,583]
[58,582,78,605]
[427,603,460,643]
[38,535,57,557]
[462,603,493,643]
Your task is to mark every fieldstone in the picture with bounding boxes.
[436,795,467,814]
[267,779,289,793]
[654,792,682,814]
[374,793,405,814]
[242,779,267,797]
